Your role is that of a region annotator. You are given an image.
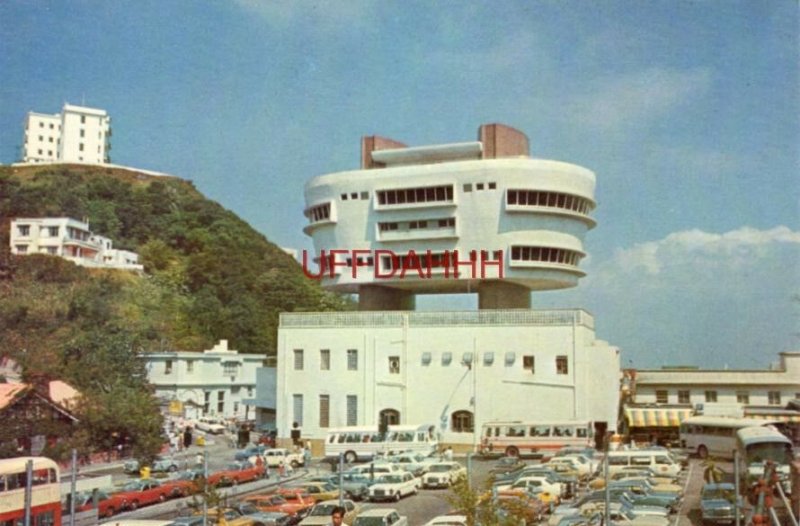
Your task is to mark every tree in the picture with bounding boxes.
[447,476,530,526]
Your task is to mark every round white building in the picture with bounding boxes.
[303,124,597,310]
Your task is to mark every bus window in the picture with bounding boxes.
[530,426,550,437]
[328,435,337,443]
[337,434,346,444]
[417,432,426,442]
[554,426,574,437]
[576,428,588,438]
[630,456,651,466]
[506,426,525,437]
[608,456,628,466]
[654,455,672,465]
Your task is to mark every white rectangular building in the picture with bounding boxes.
[9,217,142,270]
[144,340,267,421]
[22,104,111,164]
[277,309,620,449]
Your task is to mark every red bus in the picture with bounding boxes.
[0,457,61,526]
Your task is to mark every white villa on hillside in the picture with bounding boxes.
[9,217,142,270]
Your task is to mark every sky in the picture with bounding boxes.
[1,1,797,369]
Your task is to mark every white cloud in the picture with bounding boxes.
[564,67,713,132]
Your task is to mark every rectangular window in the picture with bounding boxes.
[293,394,303,426]
[319,395,330,428]
[80,129,85,138]
[164,360,173,375]
[476,183,485,190]
[736,391,750,405]
[522,355,535,373]
[217,391,224,414]
[389,356,400,374]
[223,362,238,376]
[678,390,690,404]
[294,349,304,370]
[17,225,30,236]
[768,391,781,405]
[81,115,86,124]
[656,390,668,404]
[346,395,358,426]
[705,390,718,403]
[463,183,472,192]
[442,352,453,366]
[347,349,358,370]
[203,392,210,414]
[186,360,194,373]
[47,226,59,237]
[320,349,330,370]
[483,352,494,366]
[15,245,28,254]
[79,143,84,151]
[556,356,569,375]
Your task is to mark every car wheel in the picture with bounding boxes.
[106,507,115,518]
[169,465,178,472]
[506,446,519,457]
[159,494,166,503]
[291,460,299,469]
[130,501,139,511]
[344,451,357,464]
[698,445,709,459]
[395,492,401,502]
[232,479,239,487]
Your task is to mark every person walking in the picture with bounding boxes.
[329,506,347,526]
[303,443,312,473]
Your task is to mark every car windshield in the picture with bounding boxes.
[430,464,452,472]
[121,481,143,491]
[354,518,389,526]
[238,503,259,514]
[310,504,337,516]
[703,488,735,502]
[381,475,403,483]
[227,463,241,470]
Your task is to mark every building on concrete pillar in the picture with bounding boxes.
[302,123,596,310]
[277,123,620,451]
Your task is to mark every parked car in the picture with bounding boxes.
[209,461,264,487]
[306,473,371,501]
[242,493,313,516]
[700,483,742,525]
[421,462,466,489]
[71,490,118,518]
[352,508,408,526]
[236,445,268,462]
[489,456,527,476]
[423,515,468,526]
[123,456,180,474]
[284,482,340,503]
[298,499,360,525]
[161,472,202,498]
[495,475,562,498]
[264,448,304,468]
[384,452,440,476]
[273,488,317,512]
[194,417,226,435]
[111,479,171,511]
[229,502,300,526]
[367,472,419,502]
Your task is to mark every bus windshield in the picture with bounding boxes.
[745,443,793,465]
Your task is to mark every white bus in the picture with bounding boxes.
[480,421,593,458]
[679,416,780,460]
[324,424,438,463]
[735,426,794,492]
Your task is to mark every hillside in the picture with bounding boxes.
[0,163,352,382]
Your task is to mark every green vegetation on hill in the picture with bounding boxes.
[0,164,351,460]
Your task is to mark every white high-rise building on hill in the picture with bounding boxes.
[22,103,111,164]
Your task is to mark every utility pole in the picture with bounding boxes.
[202,451,208,526]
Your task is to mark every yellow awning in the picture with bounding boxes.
[624,407,694,428]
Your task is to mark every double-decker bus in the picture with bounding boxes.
[678,416,780,459]
[479,420,593,458]
[324,424,438,463]
[0,456,61,526]
[735,426,794,493]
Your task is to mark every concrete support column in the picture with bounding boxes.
[358,285,416,311]
[477,281,531,309]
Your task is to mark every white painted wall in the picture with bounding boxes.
[21,104,110,164]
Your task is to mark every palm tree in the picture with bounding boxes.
[703,459,725,483]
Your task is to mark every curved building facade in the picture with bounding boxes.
[303,124,597,310]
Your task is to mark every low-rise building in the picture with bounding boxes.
[9,217,142,270]
[277,308,620,450]
[144,340,267,422]
[621,352,800,443]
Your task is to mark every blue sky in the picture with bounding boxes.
[1,1,797,368]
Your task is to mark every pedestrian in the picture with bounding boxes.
[263,457,271,479]
[444,446,453,461]
[329,505,347,526]
[303,443,312,472]
[183,427,193,450]
[278,459,285,478]
[195,452,204,468]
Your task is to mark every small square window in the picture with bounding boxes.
[462,352,473,366]
[476,183,485,190]
[483,352,494,366]
[350,192,358,200]
[768,391,781,405]
[341,194,348,200]
[523,355,534,372]
[463,184,472,192]
[360,192,369,200]
[736,391,750,405]
[705,390,717,403]
[678,390,690,404]
[656,390,668,404]
[488,182,497,189]
[442,352,453,366]
[389,356,400,374]
[504,352,515,366]
[421,352,432,365]
[556,356,569,375]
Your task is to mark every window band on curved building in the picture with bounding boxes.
[376,185,454,206]
[305,202,331,223]
[506,189,594,215]
[510,246,584,267]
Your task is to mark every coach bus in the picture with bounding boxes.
[679,416,781,460]
[324,424,438,463]
[480,420,593,458]
[0,456,61,526]
[735,426,794,493]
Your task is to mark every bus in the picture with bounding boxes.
[679,416,780,460]
[324,424,438,463]
[0,456,61,526]
[735,426,794,493]
[479,421,593,458]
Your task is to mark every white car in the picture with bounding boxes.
[346,463,402,478]
[385,452,440,476]
[560,454,597,476]
[368,472,419,502]
[299,499,360,525]
[194,417,226,434]
[423,515,468,526]
[422,462,466,489]
[264,448,304,468]
[353,508,408,526]
[496,475,562,497]
[547,457,590,478]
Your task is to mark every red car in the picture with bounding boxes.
[208,461,264,487]
[242,493,313,515]
[110,479,171,511]
[72,490,118,518]
[161,471,203,498]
